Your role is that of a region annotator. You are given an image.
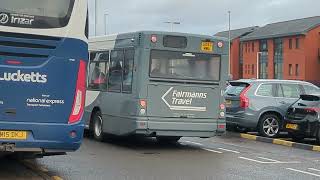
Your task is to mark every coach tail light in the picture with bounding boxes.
[69,60,86,124]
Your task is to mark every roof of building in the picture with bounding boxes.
[214,26,259,40]
[241,16,320,41]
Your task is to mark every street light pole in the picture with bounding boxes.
[95,0,98,36]
[104,13,109,35]
[228,11,231,77]
[164,21,181,32]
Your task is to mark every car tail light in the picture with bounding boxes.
[69,60,86,124]
[305,107,320,114]
[239,85,252,109]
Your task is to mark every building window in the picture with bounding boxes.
[289,39,292,49]
[295,64,299,76]
[274,38,283,79]
[296,38,300,49]
[289,64,293,76]
[252,42,254,52]
[248,64,251,74]
[259,40,268,79]
[245,43,247,53]
[251,64,255,75]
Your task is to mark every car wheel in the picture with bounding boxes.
[93,111,104,142]
[156,136,181,144]
[258,114,281,138]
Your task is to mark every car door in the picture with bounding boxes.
[276,83,303,115]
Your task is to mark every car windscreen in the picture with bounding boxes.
[150,50,220,81]
[0,0,75,28]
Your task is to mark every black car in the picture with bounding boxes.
[284,94,320,143]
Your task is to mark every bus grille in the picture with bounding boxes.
[0,31,62,58]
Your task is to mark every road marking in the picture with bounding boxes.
[256,157,280,163]
[240,133,257,140]
[287,168,320,177]
[273,139,293,147]
[308,168,320,173]
[183,141,203,146]
[202,148,223,154]
[239,156,300,164]
[217,148,240,154]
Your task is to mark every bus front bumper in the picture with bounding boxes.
[0,121,84,154]
[134,117,225,138]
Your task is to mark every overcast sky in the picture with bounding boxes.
[88,0,320,37]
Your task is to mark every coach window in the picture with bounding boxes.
[88,51,109,90]
[122,49,135,93]
[108,50,124,92]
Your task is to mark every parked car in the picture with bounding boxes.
[224,79,320,138]
[284,94,320,143]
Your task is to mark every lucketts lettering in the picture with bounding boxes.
[0,70,47,83]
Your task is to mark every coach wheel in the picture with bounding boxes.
[93,112,104,142]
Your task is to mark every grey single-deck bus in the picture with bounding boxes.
[85,31,228,143]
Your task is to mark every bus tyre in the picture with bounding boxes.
[93,112,104,142]
[258,114,281,138]
[156,136,181,144]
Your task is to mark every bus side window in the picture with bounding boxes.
[122,49,134,93]
[88,51,109,90]
[108,50,124,92]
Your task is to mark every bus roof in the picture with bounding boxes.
[89,31,228,52]
[89,31,228,43]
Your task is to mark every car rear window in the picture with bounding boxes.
[225,82,248,96]
[293,95,320,107]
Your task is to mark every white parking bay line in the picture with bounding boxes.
[217,148,240,154]
[239,156,300,164]
[202,148,223,154]
[287,168,320,177]
[257,157,281,163]
[308,168,320,173]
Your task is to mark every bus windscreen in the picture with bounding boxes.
[150,50,221,81]
[0,0,75,28]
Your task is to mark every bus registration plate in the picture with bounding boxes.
[0,131,27,140]
[201,42,213,52]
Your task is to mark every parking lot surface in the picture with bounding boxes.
[0,132,319,180]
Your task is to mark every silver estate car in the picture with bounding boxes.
[225,79,320,138]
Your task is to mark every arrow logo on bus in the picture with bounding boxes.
[161,87,207,112]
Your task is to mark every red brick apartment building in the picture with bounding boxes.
[215,16,320,86]
[215,26,259,80]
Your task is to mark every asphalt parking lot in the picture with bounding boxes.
[0,132,319,180]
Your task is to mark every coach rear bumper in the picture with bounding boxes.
[134,117,225,137]
[0,121,84,153]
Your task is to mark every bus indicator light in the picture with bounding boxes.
[151,35,157,43]
[140,100,147,108]
[6,60,22,65]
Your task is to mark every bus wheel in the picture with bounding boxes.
[156,136,181,144]
[93,112,104,142]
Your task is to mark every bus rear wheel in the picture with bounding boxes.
[92,111,104,142]
[156,136,181,144]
